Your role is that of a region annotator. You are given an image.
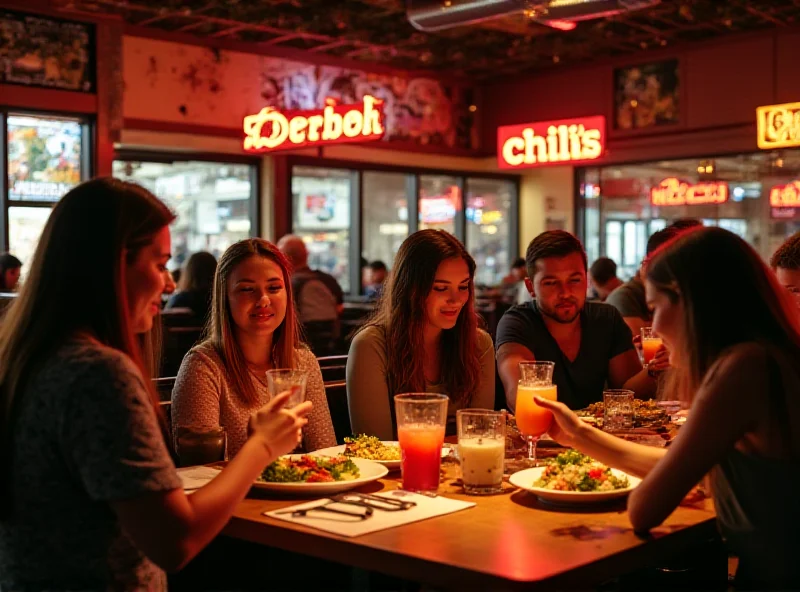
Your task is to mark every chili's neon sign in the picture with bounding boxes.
[243,95,385,153]
[497,116,605,170]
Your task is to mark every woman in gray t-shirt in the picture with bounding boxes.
[0,179,311,590]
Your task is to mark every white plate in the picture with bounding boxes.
[509,466,641,504]
[253,455,389,496]
[314,441,449,471]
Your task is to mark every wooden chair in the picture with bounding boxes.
[161,326,203,377]
[317,354,348,383]
[324,380,351,444]
[153,376,176,402]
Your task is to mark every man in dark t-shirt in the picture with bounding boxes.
[496,231,657,411]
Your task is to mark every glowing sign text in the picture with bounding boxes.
[497,116,605,170]
[757,101,800,150]
[650,178,729,207]
[243,95,384,153]
[770,181,800,208]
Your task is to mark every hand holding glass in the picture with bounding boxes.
[516,361,557,467]
[266,369,307,407]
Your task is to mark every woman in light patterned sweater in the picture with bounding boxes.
[173,238,337,457]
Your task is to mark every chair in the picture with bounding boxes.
[317,354,348,383]
[153,376,176,402]
[161,326,203,377]
[324,380,351,444]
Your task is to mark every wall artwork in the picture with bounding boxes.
[613,59,679,131]
[0,9,95,92]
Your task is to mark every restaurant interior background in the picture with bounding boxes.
[3,0,800,294]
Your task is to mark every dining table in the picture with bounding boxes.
[221,454,720,591]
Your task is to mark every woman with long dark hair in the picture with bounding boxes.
[537,227,800,589]
[347,229,495,439]
[172,239,336,456]
[0,179,310,589]
[166,250,217,322]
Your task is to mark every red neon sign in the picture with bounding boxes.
[770,180,800,208]
[497,115,605,170]
[650,177,729,206]
[243,95,385,153]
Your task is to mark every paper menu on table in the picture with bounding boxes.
[264,490,475,537]
[177,466,221,491]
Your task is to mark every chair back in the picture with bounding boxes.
[324,380,351,444]
[161,326,203,376]
[153,376,177,402]
[317,354,347,383]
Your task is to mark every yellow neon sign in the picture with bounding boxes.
[756,101,800,150]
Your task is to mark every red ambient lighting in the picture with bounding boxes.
[497,116,605,170]
[650,177,729,206]
[243,95,385,153]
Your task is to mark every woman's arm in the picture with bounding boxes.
[472,331,497,410]
[346,328,394,440]
[300,351,337,450]
[171,349,222,450]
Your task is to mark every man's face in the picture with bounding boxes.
[776,266,800,310]
[526,252,587,324]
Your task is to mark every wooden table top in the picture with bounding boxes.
[223,464,716,591]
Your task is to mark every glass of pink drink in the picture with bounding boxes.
[394,393,448,494]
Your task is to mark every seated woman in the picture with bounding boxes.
[347,229,496,439]
[0,252,22,293]
[165,251,217,324]
[172,238,336,456]
[537,227,800,590]
[0,178,310,589]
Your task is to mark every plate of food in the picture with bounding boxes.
[253,454,388,495]
[509,450,640,504]
[576,400,670,429]
[314,434,448,471]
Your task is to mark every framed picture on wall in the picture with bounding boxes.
[0,9,95,92]
[613,59,680,131]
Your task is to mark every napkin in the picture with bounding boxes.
[177,466,221,491]
[264,490,475,537]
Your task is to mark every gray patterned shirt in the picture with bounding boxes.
[0,338,182,591]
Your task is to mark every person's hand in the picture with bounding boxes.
[649,345,671,373]
[534,396,587,449]
[249,391,312,458]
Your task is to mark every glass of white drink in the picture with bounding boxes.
[457,409,506,495]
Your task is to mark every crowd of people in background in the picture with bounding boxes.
[1,177,799,589]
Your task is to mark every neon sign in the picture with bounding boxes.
[497,116,605,170]
[243,95,385,153]
[650,178,729,206]
[756,101,800,150]
[770,180,800,208]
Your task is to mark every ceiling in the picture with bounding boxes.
[64,0,800,79]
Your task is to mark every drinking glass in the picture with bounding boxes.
[515,361,557,467]
[175,426,227,467]
[640,327,663,369]
[603,389,634,431]
[457,409,505,495]
[266,369,307,408]
[394,393,448,494]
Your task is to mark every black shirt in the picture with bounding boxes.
[495,300,634,409]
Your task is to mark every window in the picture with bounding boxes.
[5,114,88,269]
[113,160,255,268]
[466,178,515,286]
[291,166,353,292]
[419,175,460,235]
[362,171,409,271]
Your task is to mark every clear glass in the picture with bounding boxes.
[515,361,557,467]
[419,175,460,234]
[291,166,353,292]
[457,409,505,495]
[394,393,448,494]
[362,171,409,275]
[7,206,51,274]
[640,327,663,368]
[603,389,634,432]
[175,426,227,467]
[113,160,254,267]
[7,114,84,202]
[265,369,308,408]
[466,178,514,287]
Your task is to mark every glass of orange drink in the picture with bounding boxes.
[394,393,449,494]
[516,361,557,467]
[641,327,663,368]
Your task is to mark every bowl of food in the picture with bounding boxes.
[253,454,388,495]
[509,450,640,504]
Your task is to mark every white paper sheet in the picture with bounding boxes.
[177,466,221,491]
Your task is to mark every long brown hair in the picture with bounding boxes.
[0,178,175,509]
[360,229,480,405]
[177,250,217,292]
[203,239,301,406]
[647,227,800,410]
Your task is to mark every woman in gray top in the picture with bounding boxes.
[538,228,800,590]
[0,179,311,590]
[347,230,496,440]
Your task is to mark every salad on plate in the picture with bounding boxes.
[534,450,630,492]
[259,455,360,483]
[343,434,402,462]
